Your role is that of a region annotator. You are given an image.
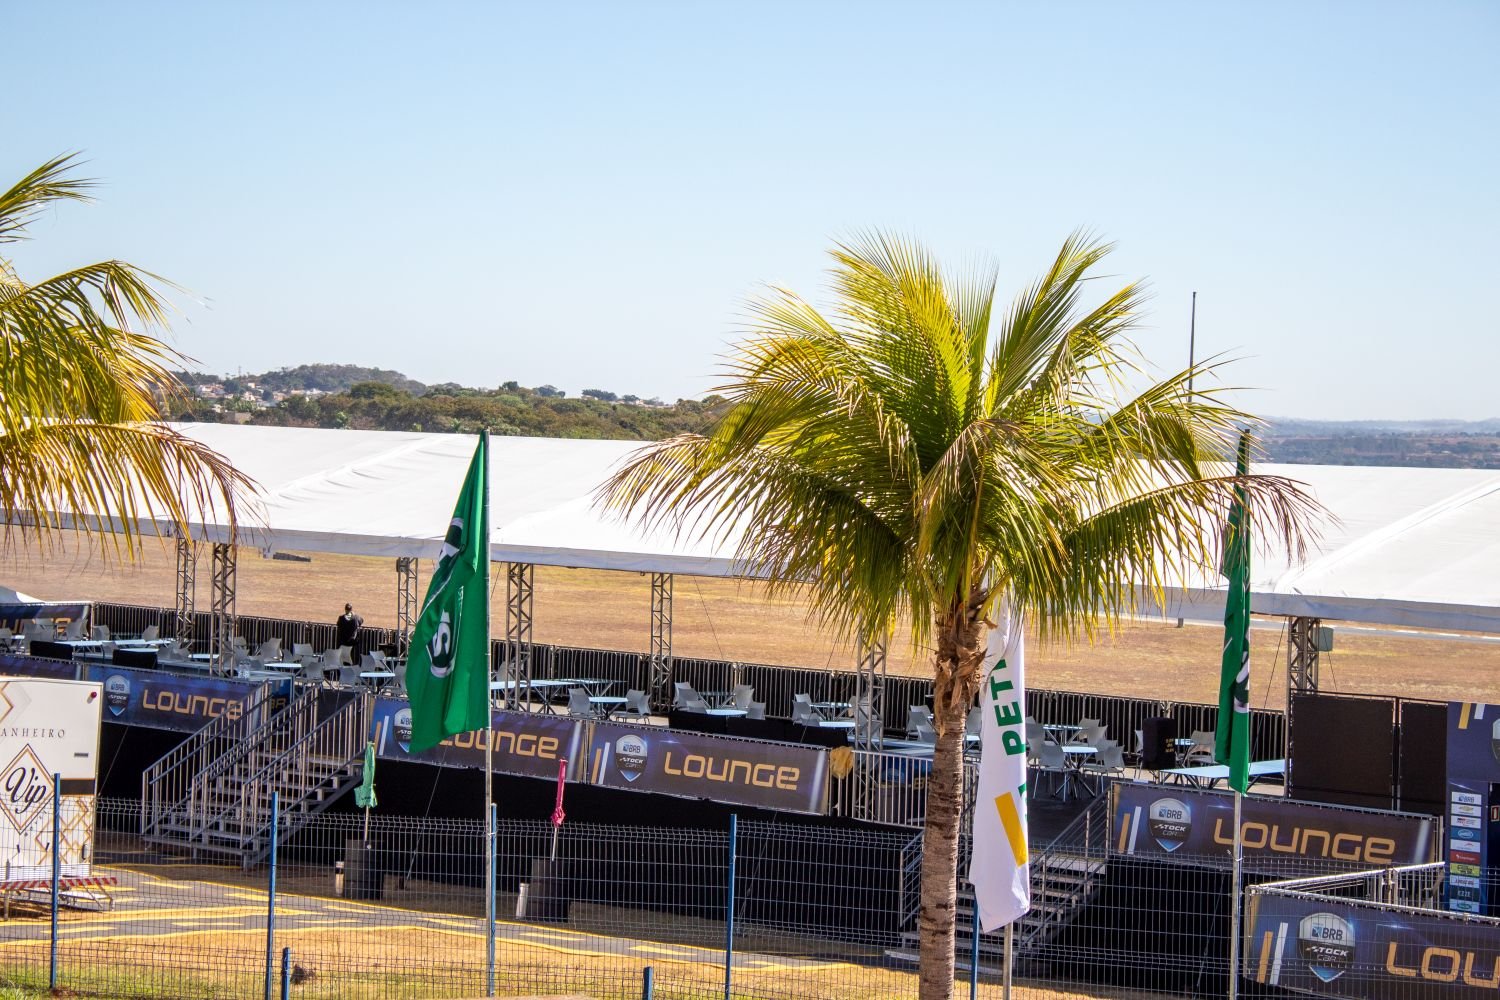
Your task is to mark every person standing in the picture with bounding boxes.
[336,603,364,659]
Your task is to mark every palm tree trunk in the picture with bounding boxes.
[917,590,988,1000]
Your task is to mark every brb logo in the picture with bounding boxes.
[393,708,414,752]
[104,673,131,717]
[614,735,648,782]
[0,746,52,831]
[1298,912,1356,983]
[1147,797,1192,852]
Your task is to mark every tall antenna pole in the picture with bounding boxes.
[481,429,496,997]
[1187,291,1198,394]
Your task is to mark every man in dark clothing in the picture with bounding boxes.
[335,603,363,657]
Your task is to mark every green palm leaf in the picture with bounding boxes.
[0,156,250,556]
[600,231,1320,1000]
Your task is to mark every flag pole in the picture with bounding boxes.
[1229,789,1243,1000]
[480,430,495,998]
[1003,923,1013,1000]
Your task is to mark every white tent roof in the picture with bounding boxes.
[38,423,1500,633]
[0,584,44,605]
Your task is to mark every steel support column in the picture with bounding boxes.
[854,632,887,750]
[648,573,673,711]
[505,563,534,711]
[174,535,197,646]
[851,631,889,822]
[395,557,418,654]
[209,543,237,671]
[1287,615,1322,699]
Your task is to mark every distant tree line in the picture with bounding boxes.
[1264,432,1500,469]
[167,364,1500,465]
[169,374,729,441]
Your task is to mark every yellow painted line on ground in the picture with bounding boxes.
[626,945,703,957]
[90,872,857,976]
[9,904,264,923]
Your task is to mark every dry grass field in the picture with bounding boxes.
[3,533,1497,711]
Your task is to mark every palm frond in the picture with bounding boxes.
[0,153,94,244]
[0,421,254,556]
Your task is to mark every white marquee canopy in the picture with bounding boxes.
[45,424,1500,634]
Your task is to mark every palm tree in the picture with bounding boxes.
[0,154,249,554]
[602,231,1318,999]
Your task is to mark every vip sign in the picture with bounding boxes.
[0,678,103,881]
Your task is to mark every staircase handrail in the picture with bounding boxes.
[139,679,276,836]
[198,694,368,851]
[1017,794,1111,951]
[897,829,924,931]
[142,684,320,841]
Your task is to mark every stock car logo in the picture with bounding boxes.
[104,674,131,717]
[614,735,648,782]
[1147,797,1192,852]
[1298,912,1356,982]
[393,708,414,752]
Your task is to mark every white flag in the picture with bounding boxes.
[968,600,1031,932]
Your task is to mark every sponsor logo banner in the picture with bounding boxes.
[1452,815,1482,828]
[0,654,81,682]
[1110,784,1437,870]
[77,665,265,732]
[1247,892,1500,998]
[1451,803,1482,817]
[371,698,584,781]
[1451,791,1482,806]
[587,722,830,815]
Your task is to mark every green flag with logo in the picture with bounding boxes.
[1215,431,1252,794]
[405,432,491,753]
[354,740,377,809]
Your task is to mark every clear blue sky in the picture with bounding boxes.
[8,2,1497,420]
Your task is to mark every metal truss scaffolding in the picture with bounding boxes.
[174,535,196,646]
[1287,615,1322,698]
[209,543,236,671]
[395,557,418,654]
[851,630,888,822]
[853,632,887,750]
[648,573,673,712]
[504,562,534,711]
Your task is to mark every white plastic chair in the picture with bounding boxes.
[672,681,701,708]
[792,693,816,725]
[91,625,110,641]
[618,689,652,722]
[567,688,594,719]
[732,684,754,710]
[746,701,766,721]
[140,624,160,643]
[254,637,282,661]
[908,706,934,737]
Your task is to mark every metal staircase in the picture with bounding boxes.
[141,685,369,866]
[886,793,1111,971]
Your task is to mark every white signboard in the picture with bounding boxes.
[0,678,102,882]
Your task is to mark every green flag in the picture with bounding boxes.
[354,740,377,809]
[1215,431,1252,793]
[405,432,491,753]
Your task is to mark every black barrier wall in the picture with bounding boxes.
[92,600,1288,758]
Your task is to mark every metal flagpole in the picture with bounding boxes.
[1187,291,1197,393]
[1228,789,1243,1000]
[481,430,495,998]
[1003,923,1014,1000]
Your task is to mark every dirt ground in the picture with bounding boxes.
[3,534,1497,711]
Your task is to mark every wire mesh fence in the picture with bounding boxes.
[0,787,1464,1000]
